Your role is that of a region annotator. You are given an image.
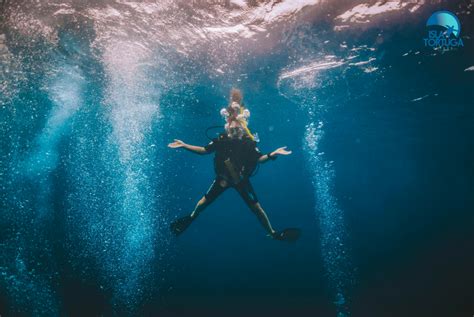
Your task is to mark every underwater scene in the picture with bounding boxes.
[0,1,473,316]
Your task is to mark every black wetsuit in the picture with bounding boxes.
[203,134,263,206]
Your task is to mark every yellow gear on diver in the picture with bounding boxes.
[238,106,255,141]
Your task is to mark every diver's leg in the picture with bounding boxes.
[190,178,228,219]
[171,178,228,235]
[190,196,208,219]
[235,183,301,241]
[249,202,276,236]
[235,180,276,236]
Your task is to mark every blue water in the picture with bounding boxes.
[1,1,473,316]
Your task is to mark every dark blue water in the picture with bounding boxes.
[1,1,473,316]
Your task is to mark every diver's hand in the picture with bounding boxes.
[272,146,292,156]
[168,140,208,154]
[168,139,186,149]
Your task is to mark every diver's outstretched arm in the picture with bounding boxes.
[258,146,292,163]
[168,139,208,154]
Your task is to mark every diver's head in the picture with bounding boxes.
[226,121,244,139]
[227,127,244,139]
[230,88,243,105]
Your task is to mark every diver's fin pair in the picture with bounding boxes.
[272,228,301,242]
[170,215,193,236]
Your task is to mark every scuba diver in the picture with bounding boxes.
[168,89,300,241]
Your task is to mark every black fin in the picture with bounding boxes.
[273,228,301,242]
[170,215,193,236]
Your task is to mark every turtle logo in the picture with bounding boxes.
[423,10,464,49]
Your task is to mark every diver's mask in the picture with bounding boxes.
[227,126,244,139]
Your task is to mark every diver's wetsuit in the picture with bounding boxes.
[203,133,262,207]
[170,133,300,241]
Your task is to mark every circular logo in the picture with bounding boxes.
[426,10,461,38]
